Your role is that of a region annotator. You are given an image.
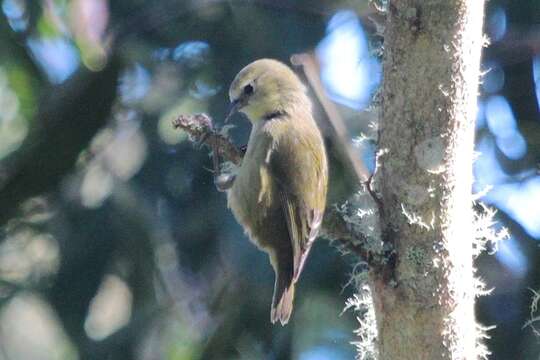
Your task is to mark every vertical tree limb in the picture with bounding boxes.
[373,1,486,358]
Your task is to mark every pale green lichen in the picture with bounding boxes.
[406,246,427,268]
[472,202,508,258]
[369,0,388,13]
[471,201,508,354]
[344,285,378,360]
[414,137,446,174]
[338,187,383,359]
[475,323,496,360]
[338,186,383,255]
[523,288,540,337]
[404,6,418,21]
[401,203,435,231]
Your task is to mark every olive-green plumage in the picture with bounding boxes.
[226,59,328,325]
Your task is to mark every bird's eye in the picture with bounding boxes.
[243,84,254,95]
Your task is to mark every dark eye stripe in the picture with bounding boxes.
[243,84,254,95]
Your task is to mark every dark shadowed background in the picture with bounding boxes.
[0,1,539,359]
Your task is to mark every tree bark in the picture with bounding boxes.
[372,1,485,359]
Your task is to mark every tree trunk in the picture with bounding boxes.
[371,1,485,359]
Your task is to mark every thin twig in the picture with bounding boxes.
[290,52,371,184]
[172,114,243,165]
[291,54,392,271]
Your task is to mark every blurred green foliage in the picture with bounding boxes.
[0,1,540,360]
[0,1,360,359]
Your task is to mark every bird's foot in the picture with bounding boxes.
[214,173,236,192]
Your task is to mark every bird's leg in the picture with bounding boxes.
[210,130,221,177]
[215,141,245,191]
[211,125,236,192]
[214,173,236,192]
[195,132,211,149]
[239,144,248,155]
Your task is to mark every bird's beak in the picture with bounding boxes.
[224,99,241,123]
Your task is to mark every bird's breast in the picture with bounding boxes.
[227,133,275,240]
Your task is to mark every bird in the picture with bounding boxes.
[225,58,328,325]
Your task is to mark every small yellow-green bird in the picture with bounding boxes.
[225,59,328,325]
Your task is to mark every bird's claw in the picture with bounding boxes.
[196,131,212,149]
[214,173,236,192]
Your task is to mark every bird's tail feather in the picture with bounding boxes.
[269,242,295,325]
[271,283,295,325]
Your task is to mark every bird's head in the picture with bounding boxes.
[226,59,308,123]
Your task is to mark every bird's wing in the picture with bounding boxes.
[266,124,327,283]
[277,191,323,283]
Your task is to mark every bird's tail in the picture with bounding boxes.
[270,284,294,325]
[270,271,295,325]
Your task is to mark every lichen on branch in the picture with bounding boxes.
[172,114,243,166]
